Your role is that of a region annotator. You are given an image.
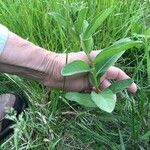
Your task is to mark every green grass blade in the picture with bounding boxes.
[140,130,150,142]
[146,44,150,84]
[48,12,68,29]
[118,129,126,150]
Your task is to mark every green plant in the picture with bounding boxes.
[0,0,149,149]
[59,7,142,113]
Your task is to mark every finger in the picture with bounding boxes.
[100,79,111,90]
[102,66,137,93]
[62,75,92,92]
[90,50,101,60]
[127,82,137,93]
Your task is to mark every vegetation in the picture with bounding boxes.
[0,0,149,149]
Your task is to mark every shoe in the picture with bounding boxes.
[0,93,28,141]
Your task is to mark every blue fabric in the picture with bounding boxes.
[0,25,9,54]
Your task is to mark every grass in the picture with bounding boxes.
[0,0,150,149]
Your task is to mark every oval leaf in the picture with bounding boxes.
[80,20,93,54]
[81,20,89,34]
[61,60,90,76]
[95,52,124,76]
[75,7,88,34]
[91,90,116,113]
[83,8,114,39]
[81,36,94,54]
[65,92,96,107]
[108,79,133,93]
[94,40,142,65]
[95,38,133,76]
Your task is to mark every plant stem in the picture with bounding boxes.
[86,53,100,93]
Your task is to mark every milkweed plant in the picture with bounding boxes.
[49,7,142,113]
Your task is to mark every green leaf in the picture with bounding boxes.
[75,7,88,34]
[131,21,141,34]
[81,20,89,34]
[91,89,116,113]
[145,28,150,36]
[88,72,98,86]
[81,36,94,54]
[95,38,131,76]
[61,60,90,76]
[118,129,126,150]
[79,20,93,53]
[48,12,68,29]
[94,40,142,71]
[140,130,150,142]
[95,52,124,76]
[65,92,96,107]
[108,79,133,94]
[69,27,80,43]
[114,37,132,45]
[83,8,114,39]
[146,44,150,84]
[145,28,150,38]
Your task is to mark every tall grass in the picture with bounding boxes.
[0,0,149,149]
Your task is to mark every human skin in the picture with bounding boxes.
[0,31,137,93]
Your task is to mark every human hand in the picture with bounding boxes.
[0,31,137,94]
[43,51,137,93]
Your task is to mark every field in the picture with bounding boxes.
[0,0,150,149]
